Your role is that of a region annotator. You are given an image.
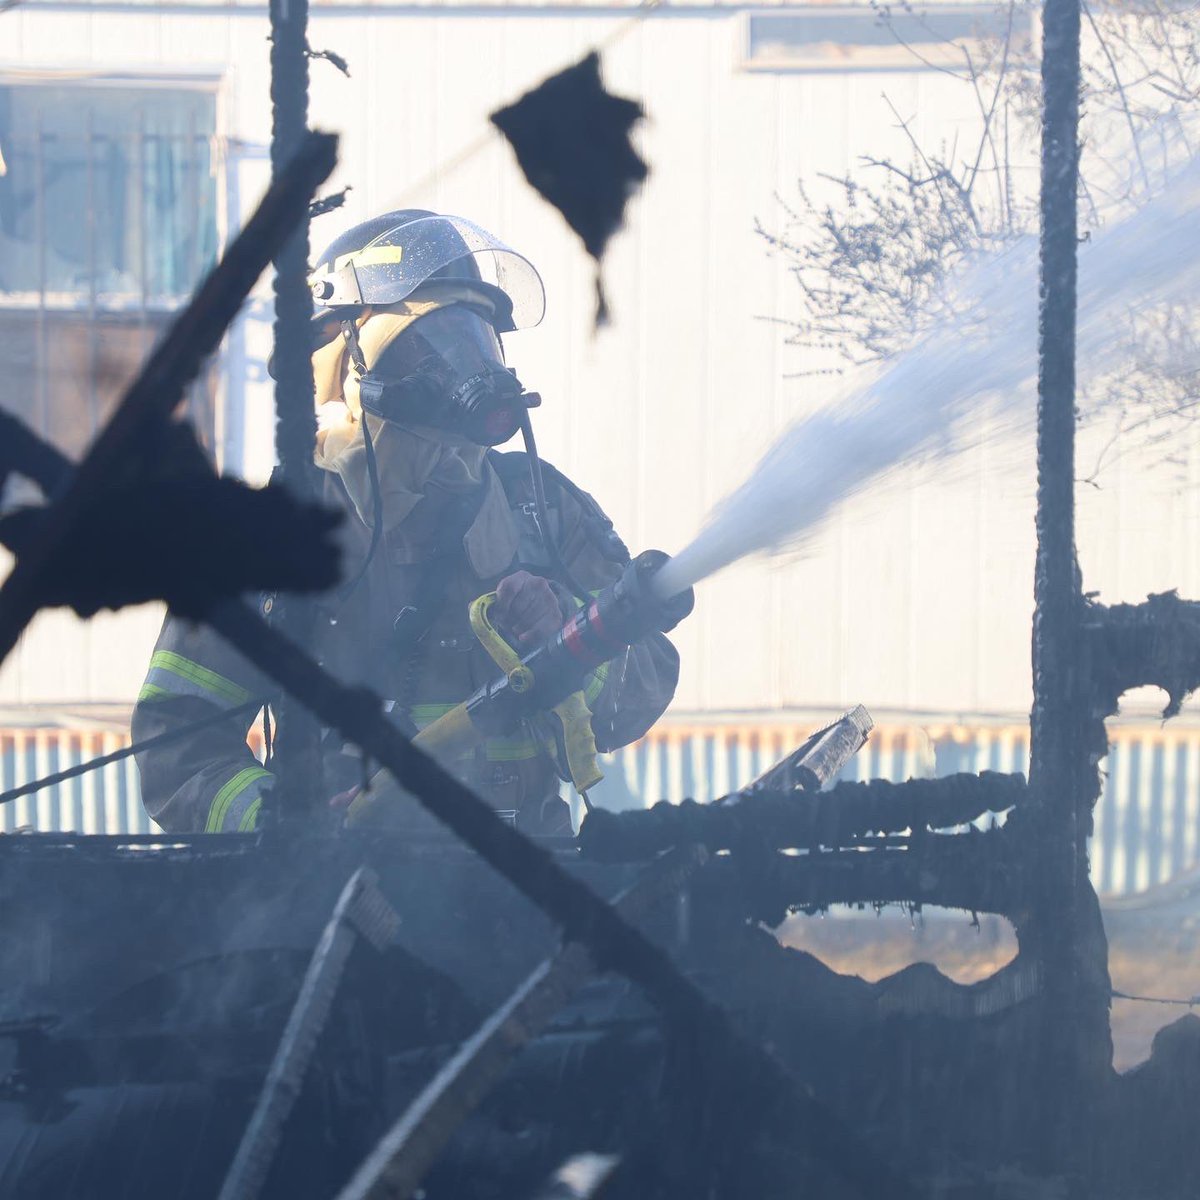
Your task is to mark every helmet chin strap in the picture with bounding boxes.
[337,320,385,599]
[340,319,369,377]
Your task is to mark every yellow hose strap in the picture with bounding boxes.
[206,766,273,832]
[142,651,250,706]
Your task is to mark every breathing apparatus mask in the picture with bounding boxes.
[355,303,540,448]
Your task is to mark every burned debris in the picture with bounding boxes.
[0,420,342,619]
[491,52,648,325]
[0,129,340,633]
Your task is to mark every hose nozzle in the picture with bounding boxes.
[598,549,695,642]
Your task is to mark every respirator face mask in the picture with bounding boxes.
[358,305,537,447]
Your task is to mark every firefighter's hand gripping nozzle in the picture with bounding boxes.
[356,552,694,803]
[465,549,693,739]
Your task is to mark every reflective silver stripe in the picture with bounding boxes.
[142,651,250,706]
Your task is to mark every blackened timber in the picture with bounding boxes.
[1030,0,1112,1162]
[267,0,324,821]
[268,0,317,486]
[1031,0,1084,839]
[1085,592,1200,717]
[204,597,917,1200]
[0,132,338,676]
[219,868,400,1200]
[0,410,72,497]
[693,829,1029,920]
[578,772,1026,862]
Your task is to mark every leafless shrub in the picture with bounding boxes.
[763,0,1200,455]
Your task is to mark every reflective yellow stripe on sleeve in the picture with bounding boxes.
[142,650,250,706]
[206,767,273,832]
[484,732,540,762]
[583,660,610,705]
[409,703,457,728]
[565,592,610,706]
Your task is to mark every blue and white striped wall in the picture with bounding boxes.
[0,729,151,836]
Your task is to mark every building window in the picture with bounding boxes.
[0,82,220,458]
[741,6,1033,74]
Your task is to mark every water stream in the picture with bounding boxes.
[653,158,1200,601]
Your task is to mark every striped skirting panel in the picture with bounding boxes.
[0,729,150,836]
[0,720,1196,899]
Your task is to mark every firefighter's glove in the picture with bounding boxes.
[492,570,563,645]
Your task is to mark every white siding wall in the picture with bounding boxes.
[3,1,1199,721]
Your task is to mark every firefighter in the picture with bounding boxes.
[133,210,680,836]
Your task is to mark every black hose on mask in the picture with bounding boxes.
[518,409,592,606]
[336,321,386,601]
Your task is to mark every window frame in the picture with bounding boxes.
[738,5,1039,76]
[0,69,228,313]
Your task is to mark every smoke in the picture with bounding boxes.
[653,156,1200,601]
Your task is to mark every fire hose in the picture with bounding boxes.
[347,550,694,825]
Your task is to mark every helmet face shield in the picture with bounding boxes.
[367,305,529,446]
[311,215,546,331]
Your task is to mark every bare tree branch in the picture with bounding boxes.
[758,0,1200,467]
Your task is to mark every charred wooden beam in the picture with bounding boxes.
[0,410,72,498]
[695,828,1030,922]
[268,0,317,489]
[267,0,325,823]
[1084,592,1200,717]
[1031,0,1084,808]
[1029,0,1113,1159]
[0,435,342,620]
[578,772,1026,863]
[219,868,400,1200]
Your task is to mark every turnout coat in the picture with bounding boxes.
[133,451,680,836]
